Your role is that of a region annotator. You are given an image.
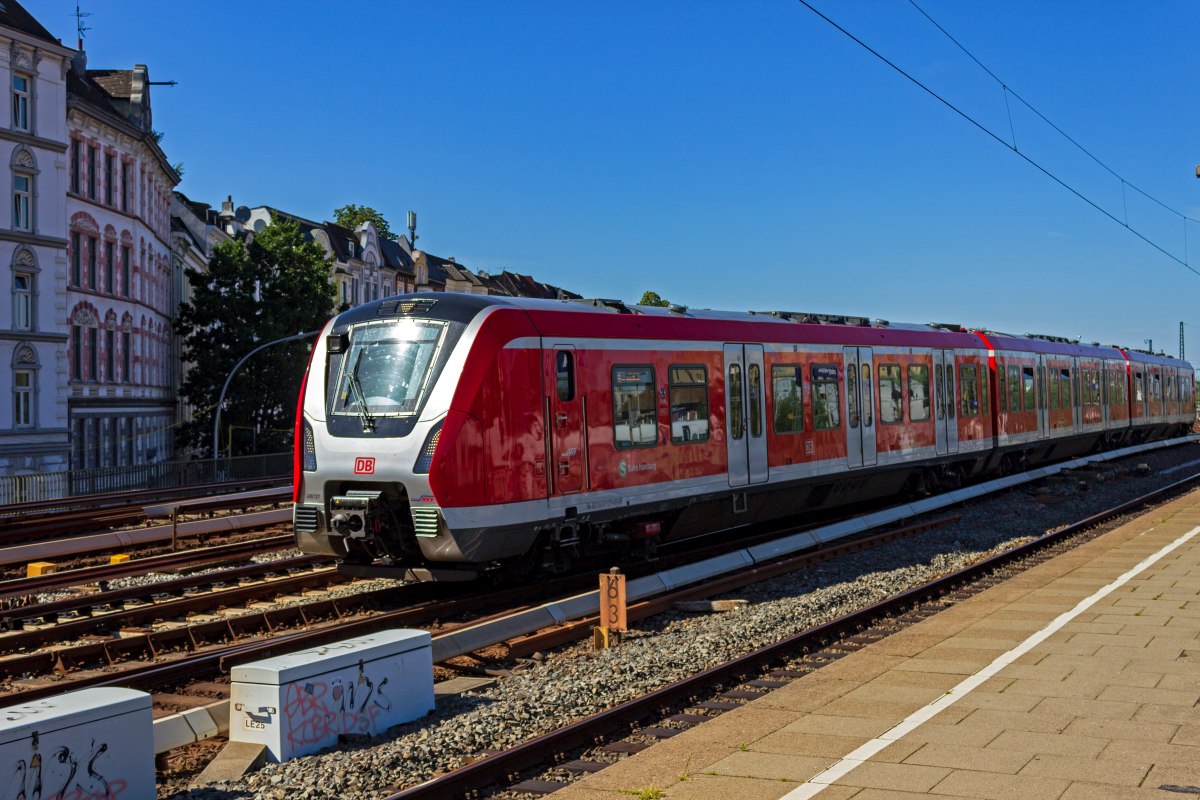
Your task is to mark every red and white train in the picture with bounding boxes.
[292,294,1195,580]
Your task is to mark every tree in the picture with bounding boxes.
[637,291,670,307]
[175,215,336,457]
[333,204,398,241]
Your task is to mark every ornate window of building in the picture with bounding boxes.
[70,325,81,380]
[69,139,79,193]
[121,244,130,296]
[105,327,114,383]
[105,240,114,293]
[70,231,81,286]
[88,326,97,381]
[122,330,131,382]
[11,245,35,331]
[13,343,38,429]
[11,73,29,132]
[120,161,129,211]
[12,273,30,330]
[87,236,97,289]
[104,153,114,206]
[11,147,35,233]
[87,145,97,200]
[13,370,32,427]
[12,172,30,230]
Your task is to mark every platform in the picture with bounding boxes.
[556,487,1200,800]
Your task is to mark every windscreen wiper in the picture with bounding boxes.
[347,350,376,432]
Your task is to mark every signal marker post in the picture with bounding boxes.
[595,567,627,650]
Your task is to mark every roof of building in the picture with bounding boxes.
[0,0,64,47]
[380,236,414,276]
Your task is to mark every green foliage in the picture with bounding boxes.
[175,215,336,456]
[172,162,185,178]
[637,291,670,307]
[333,204,398,241]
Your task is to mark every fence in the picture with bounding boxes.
[0,452,291,506]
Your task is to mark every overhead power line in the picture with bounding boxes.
[792,0,1200,279]
[906,0,1194,224]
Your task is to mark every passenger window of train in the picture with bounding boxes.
[668,365,710,444]
[846,365,859,429]
[612,366,657,449]
[946,365,955,419]
[1022,367,1035,411]
[981,367,990,417]
[861,364,873,426]
[1049,367,1060,409]
[1007,366,1021,412]
[934,364,944,420]
[997,365,1006,412]
[960,364,979,417]
[771,365,804,434]
[749,364,763,438]
[909,364,931,422]
[556,351,575,402]
[1134,373,1144,403]
[1037,367,1047,410]
[878,364,903,424]
[729,364,744,440]
[811,364,841,430]
[1059,369,1072,407]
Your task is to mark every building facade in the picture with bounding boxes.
[65,59,179,469]
[0,5,73,481]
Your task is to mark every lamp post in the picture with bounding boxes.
[212,329,320,460]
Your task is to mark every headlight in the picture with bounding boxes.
[413,422,442,474]
[302,419,318,472]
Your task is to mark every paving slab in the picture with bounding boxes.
[552,488,1200,800]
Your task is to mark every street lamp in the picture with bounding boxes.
[212,329,320,460]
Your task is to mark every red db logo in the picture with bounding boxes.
[354,457,376,475]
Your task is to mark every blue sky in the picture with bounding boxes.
[25,1,1200,357]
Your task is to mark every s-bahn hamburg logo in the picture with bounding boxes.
[617,460,627,478]
[354,457,376,475]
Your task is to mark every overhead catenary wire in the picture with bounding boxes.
[906,0,1196,225]
[792,0,1200,279]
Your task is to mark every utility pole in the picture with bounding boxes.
[1145,338,1153,354]
[212,330,320,459]
[1182,322,1186,361]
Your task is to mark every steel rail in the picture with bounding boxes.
[0,553,326,634]
[0,477,288,518]
[380,472,1200,799]
[0,534,294,599]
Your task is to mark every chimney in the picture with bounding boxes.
[219,195,235,220]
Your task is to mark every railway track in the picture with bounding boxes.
[0,534,295,600]
[380,470,1200,799]
[0,482,290,543]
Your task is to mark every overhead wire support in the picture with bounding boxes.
[791,0,1200,279]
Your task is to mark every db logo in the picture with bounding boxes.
[353,457,376,475]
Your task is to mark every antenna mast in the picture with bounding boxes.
[73,2,91,51]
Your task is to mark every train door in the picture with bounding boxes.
[843,347,877,469]
[933,350,959,455]
[1035,355,1049,439]
[548,346,584,495]
[723,344,768,487]
[1072,358,1082,429]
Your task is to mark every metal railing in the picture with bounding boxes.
[0,452,291,505]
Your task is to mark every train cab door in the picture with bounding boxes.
[723,344,768,487]
[1035,355,1049,439]
[547,346,584,495]
[843,347,877,469]
[933,349,959,455]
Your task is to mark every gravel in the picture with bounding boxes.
[170,443,1200,800]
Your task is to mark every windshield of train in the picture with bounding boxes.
[334,320,447,417]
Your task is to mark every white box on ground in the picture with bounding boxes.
[0,687,153,799]
[230,629,434,761]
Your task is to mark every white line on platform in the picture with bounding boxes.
[781,522,1200,800]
